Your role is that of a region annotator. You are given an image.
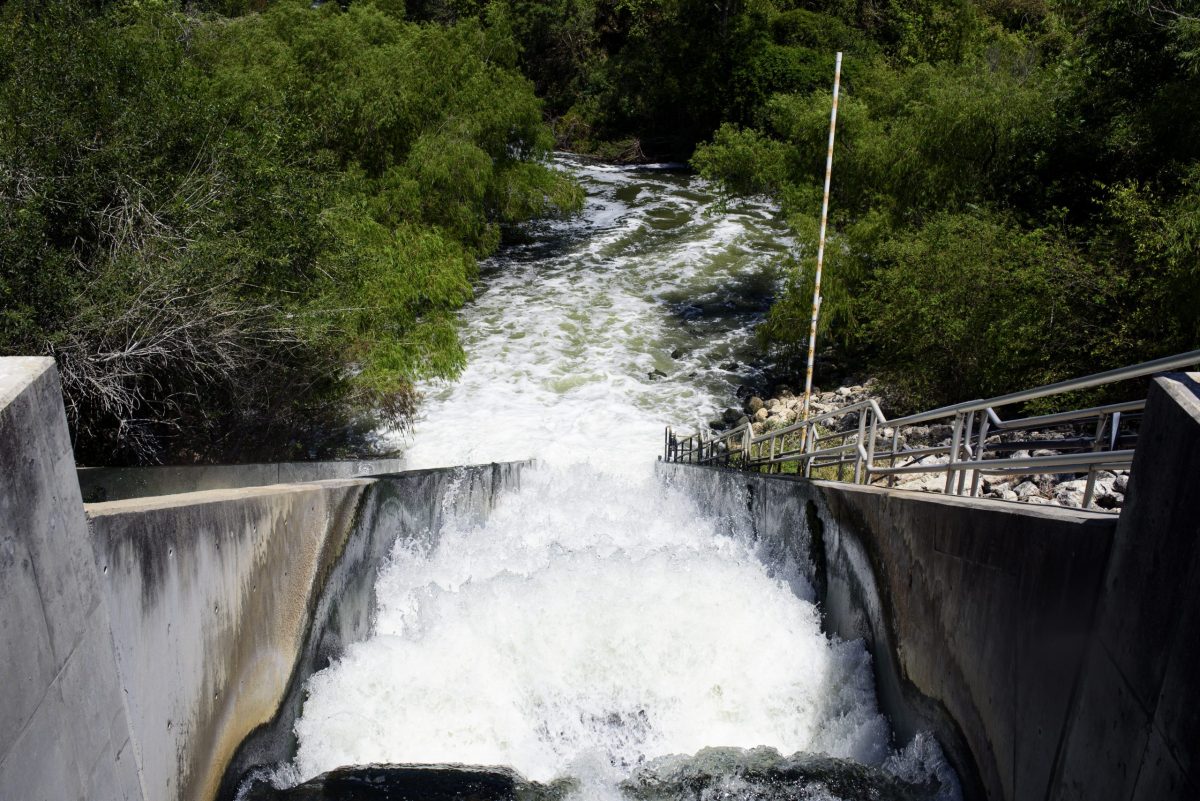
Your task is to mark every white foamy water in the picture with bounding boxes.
[382,156,793,473]
[279,157,958,799]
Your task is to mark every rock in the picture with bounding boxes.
[623,746,934,801]
[1095,492,1121,510]
[986,480,1012,495]
[747,396,764,413]
[1014,480,1041,498]
[241,763,569,801]
[836,386,852,397]
[751,421,766,434]
[928,424,953,440]
[1113,473,1129,494]
[766,398,781,410]
[896,473,946,493]
[1022,495,1052,505]
[648,368,667,381]
[1011,450,1031,461]
[999,489,1018,501]
[670,348,686,359]
[754,407,769,422]
[1055,487,1085,508]
[778,389,794,399]
[774,383,792,395]
[720,361,739,371]
[722,407,742,424]
[736,415,750,428]
[708,418,728,431]
[1032,449,1058,457]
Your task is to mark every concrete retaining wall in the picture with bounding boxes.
[1049,374,1200,799]
[658,461,1117,801]
[0,358,144,801]
[0,356,530,801]
[659,372,1200,801]
[78,459,408,502]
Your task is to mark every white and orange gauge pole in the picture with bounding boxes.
[799,51,842,446]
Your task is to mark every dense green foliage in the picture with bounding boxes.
[411,0,1198,409]
[0,0,580,463]
[688,0,1200,408]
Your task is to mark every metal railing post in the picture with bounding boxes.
[854,407,868,483]
[865,409,879,485]
[969,411,993,497]
[1082,414,1108,508]
[955,411,976,495]
[944,412,965,494]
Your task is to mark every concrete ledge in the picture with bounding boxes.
[78,459,409,503]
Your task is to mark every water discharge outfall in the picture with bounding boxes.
[270,158,959,800]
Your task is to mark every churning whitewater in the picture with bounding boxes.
[270,157,958,800]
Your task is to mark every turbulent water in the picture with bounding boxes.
[263,157,958,800]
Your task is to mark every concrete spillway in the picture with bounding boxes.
[2,360,1198,801]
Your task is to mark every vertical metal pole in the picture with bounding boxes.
[854,408,867,483]
[955,411,976,495]
[865,409,878,485]
[969,411,992,497]
[1083,414,1107,508]
[944,413,964,494]
[799,51,843,448]
[888,428,899,488]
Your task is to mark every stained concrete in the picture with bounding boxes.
[657,465,1118,801]
[0,358,145,801]
[78,458,408,502]
[1,355,530,801]
[1049,373,1200,800]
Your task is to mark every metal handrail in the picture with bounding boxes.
[664,349,1200,511]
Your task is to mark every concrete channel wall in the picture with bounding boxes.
[78,459,409,503]
[0,357,530,801]
[659,371,1200,801]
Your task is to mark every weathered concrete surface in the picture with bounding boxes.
[1,355,531,801]
[1049,373,1200,800]
[0,358,145,801]
[87,479,372,801]
[658,462,1118,801]
[78,458,407,502]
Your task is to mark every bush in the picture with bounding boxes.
[0,0,581,463]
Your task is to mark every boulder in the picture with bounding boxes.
[754,408,769,422]
[648,369,667,381]
[747,396,765,413]
[1113,473,1129,494]
[1014,480,1041,498]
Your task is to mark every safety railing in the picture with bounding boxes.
[664,349,1200,509]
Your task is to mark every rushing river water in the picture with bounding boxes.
[255,157,958,801]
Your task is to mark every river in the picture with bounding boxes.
[256,157,958,800]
